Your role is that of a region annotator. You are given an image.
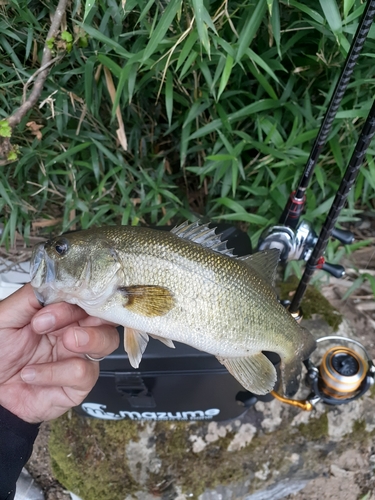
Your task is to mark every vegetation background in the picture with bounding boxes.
[1,0,375,256]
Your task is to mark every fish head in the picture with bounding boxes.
[30,231,122,307]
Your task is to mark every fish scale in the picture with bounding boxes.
[30,222,316,397]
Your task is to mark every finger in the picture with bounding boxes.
[32,302,88,334]
[62,324,120,357]
[0,283,42,329]
[21,358,99,392]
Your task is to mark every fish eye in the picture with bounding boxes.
[54,239,69,256]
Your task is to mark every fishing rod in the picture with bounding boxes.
[259,0,375,273]
[271,100,375,410]
[290,97,375,313]
[256,0,375,409]
[280,0,375,229]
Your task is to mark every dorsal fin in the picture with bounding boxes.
[239,248,280,287]
[171,221,236,257]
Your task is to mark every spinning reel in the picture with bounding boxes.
[272,337,375,411]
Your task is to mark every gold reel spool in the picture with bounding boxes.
[319,346,367,399]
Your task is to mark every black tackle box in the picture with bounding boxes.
[75,224,275,422]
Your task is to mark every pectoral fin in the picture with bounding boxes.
[217,353,277,395]
[149,334,175,349]
[119,285,174,317]
[124,327,149,368]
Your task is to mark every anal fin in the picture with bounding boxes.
[217,352,277,395]
[124,327,149,369]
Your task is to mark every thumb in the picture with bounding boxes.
[0,283,42,330]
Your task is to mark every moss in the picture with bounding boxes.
[150,422,243,496]
[298,413,329,441]
[278,277,342,331]
[49,413,140,499]
[350,419,367,442]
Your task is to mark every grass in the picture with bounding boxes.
[1,0,375,249]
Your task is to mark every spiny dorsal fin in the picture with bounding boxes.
[119,285,174,317]
[217,353,277,395]
[238,248,280,287]
[171,221,236,257]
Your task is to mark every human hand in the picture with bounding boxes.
[0,283,119,423]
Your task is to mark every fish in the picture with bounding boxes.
[30,221,316,397]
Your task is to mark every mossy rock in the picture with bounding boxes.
[278,277,342,331]
[50,413,140,499]
[49,405,338,499]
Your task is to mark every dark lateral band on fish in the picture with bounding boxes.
[30,221,317,397]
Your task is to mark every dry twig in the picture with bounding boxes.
[0,0,68,158]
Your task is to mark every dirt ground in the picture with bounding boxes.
[21,215,375,499]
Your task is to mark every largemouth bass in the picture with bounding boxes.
[30,221,316,396]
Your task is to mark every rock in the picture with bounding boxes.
[47,313,375,500]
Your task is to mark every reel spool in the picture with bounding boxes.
[319,345,367,399]
[307,336,374,406]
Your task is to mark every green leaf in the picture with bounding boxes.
[83,0,96,21]
[0,120,12,138]
[0,181,13,209]
[319,0,342,35]
[61,31,73,42]
[342,276,364,300]
[343,0,356,18]
[192,0,211,56]
[46,37,54,50]
[236,0,267,63]
[142,0,182,62]
[217,54,234,101]
[190,99,280,139]
[165,70,173,126]
[45,142,92,167]
[363,274,375,297]
[79,24,131,58]
[176,31,199,71]
[215,211,270,225]
[270,0,281,57]
[287,0,324,24]
[266,0,273,15]
[7,150,18,161]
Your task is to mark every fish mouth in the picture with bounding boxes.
[30,243,57,305]
[30,243,45,282]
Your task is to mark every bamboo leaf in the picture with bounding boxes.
[287,0,324,24]
[192,0,210,56]
[45,142,92,167]
[79,23,131,58]
[83,0,96,21]
[142,0,182,61]
[344,0,356,18]
[236,0,267,63]
[217,54,234,101]
[165,70,173,126]
[190,99,279,139]
[319,0,342,35]
[270,0,281,57]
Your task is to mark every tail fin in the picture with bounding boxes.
[280,326,316,397]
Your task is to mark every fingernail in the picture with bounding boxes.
[33,313,55,333]
[74,327,90,347]
[21,368,36,383]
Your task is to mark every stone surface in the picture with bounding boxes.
[35,313,375,500]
